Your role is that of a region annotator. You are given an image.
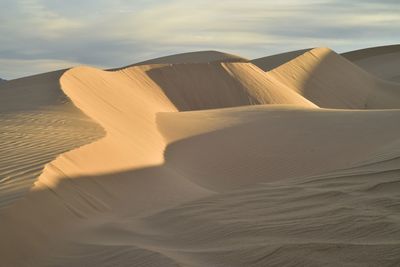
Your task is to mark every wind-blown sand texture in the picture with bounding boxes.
[1,46,400,266]
[0,71,104,209]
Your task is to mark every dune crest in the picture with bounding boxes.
[251,48,312,71]
[267,47,400,109]
[343,45,400,82]
[114,50,248,70]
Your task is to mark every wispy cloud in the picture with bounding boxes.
[0,0,399,79]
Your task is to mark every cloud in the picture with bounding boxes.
[0,0,399,79]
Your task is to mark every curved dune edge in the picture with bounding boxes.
[342,44,400,62]
[1,47,400,265]
[114,50,249,70]
[251,48,312,71]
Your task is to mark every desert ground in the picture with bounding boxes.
[1,45,400,266]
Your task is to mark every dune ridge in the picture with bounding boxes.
[113,50,248,71]
[1,48,400,266]
[251,48,312,71]
[342,44,400,62]
[267,47,400,108]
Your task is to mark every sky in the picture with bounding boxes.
[0,0,399,79]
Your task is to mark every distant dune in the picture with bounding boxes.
[1,46,400,266]
[113,50,248,70]
[342,44,400,61]
[343,44,400,82]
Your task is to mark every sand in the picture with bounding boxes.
[0,71,104,209]
[251,48,312,71]
[266,47,400,109]
[343,45,400,82]
[1,46,400,266]
[112,50,249,71]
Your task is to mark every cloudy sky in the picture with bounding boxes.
[1,0,399,79]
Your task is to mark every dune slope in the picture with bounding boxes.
[267,47,400,109]
[0,58,314,210]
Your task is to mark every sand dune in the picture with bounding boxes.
[1,46,400,266]
[251,48,312,71]
[342,44,400,62]
[343,45,400,82]
[267,47,400,108]
[115,50,248,70]
[0,71,104,209]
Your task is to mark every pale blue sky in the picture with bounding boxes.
[1,0,399,79]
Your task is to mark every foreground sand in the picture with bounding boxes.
[1,46,400,266]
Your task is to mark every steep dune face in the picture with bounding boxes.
[143,63,317,110]
[59,66,175,171]
[267,47,400,109]
[343,45,400,82]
